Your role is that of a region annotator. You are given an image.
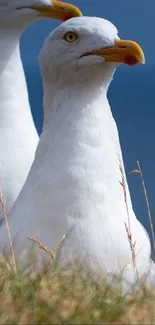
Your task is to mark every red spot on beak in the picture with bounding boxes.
[63,16,71,21]
[124,54,139,66]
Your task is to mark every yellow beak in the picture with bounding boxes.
[18,0,82,21]
[81,39,145,66]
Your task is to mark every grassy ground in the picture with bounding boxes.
[0,259,155,324]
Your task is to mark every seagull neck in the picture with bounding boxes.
[40,77,134,221]
[42,76,110,128]
[0,28,20,70]
[43,75,113,136]
[0,28,30,116]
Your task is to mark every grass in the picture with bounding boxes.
[0,158,155,324]
[0,263,155,324]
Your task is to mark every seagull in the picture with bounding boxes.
[1,16,154,289]
[0,0,82,216]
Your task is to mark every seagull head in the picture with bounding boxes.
[0,0,82,27]
[39,16,145,89]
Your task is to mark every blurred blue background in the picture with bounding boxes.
[21,0,155,245]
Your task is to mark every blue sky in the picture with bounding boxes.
[21,0,155,241]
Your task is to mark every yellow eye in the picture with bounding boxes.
[63,31,78,43]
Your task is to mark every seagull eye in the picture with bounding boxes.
[63,31,78,43]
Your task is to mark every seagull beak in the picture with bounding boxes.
[18,0,82,21]
[96,39,145,66]
[81,39,145,66]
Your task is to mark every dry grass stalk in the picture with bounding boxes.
[28,235,67,272]
[0,191,17,274]
[129,161,155,255]
[118,156,138,281]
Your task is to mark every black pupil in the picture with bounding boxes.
[68,34,74,40]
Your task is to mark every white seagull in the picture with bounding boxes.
[1,16,155,288]
[0,0,82,215]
